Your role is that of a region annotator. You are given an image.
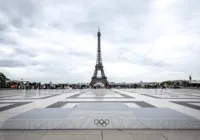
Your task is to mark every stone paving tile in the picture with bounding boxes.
[68,94,81,98]
[46,130,101,135]
[104,134,135,140]
[132,134,166,140]
[0,102,32,112]
[0,130,46,140]
[135,101,156,108]
[0,130,23,136]
[0,130,200,140]
[119,94,135,99]
[161,130,200,140]
[171,101,200,110]
[128,130,162,134]
[46,101,67,108]
[40,134,101,140]
[103,130,131,135]
[21,130,47,134]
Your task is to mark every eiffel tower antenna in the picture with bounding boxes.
[90,28,108,87]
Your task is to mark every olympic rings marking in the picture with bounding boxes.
[94,119,110,127]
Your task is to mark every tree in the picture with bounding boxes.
[0,72,9,88]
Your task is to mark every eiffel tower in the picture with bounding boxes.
[90,28,108,87]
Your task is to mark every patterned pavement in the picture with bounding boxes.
[0,88,200,129]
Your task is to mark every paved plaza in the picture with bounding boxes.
[0,88,200,139]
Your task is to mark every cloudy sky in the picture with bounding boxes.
[0,0,200,83]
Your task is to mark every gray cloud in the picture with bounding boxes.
[73,0,151,43]
[13,47,38,58]
[0,36,18,45]
[0,0,41,29]
[68,51,94,58]
[116,52,168,67]
[0,59,27,68]
[0,23,8,32]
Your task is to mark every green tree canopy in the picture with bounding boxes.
[0,72,10,88]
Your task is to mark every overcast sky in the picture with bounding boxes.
[0,0,200,83]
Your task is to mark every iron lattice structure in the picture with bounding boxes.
[90,28,108,87]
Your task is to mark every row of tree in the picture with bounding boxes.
[1,72,199,89]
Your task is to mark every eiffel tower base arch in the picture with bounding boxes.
[90,77,108,87]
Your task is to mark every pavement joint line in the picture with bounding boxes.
[160,132,169,140]
[101,130,103,140]
[130,133,137,140]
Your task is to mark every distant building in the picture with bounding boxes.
[140,82,157,87]
[190,80,200,84]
